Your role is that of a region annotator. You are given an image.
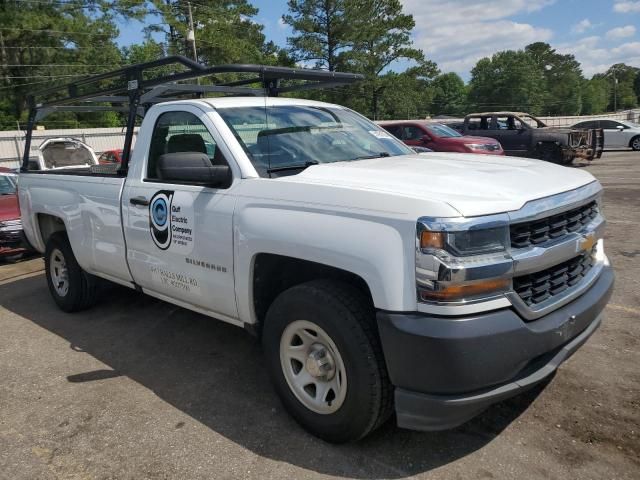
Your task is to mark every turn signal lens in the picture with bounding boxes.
[420,231,445,250]
[418,278,510,302]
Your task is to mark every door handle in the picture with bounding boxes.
[129,196,150,206]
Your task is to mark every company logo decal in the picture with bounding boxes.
[150,190,174,250]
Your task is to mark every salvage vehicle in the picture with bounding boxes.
[31,137,98,171]
[0,170,27,260]
[19,57,614,443]
[456,112,603,164]
[378,120,503,155]
[571,119,640,151]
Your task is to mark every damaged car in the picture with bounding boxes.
[455,112,604,164]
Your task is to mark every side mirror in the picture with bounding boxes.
[616,125,625,131]
[421,134,432,144]
[157,153,231,188]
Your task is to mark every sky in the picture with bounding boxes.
[117,0,640,80]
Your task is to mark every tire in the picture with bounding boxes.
[44,232,97,312]
[537,143,571,164]
[262,280,393,443]
[630,136,640,151]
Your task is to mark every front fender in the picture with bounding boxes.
[234,203,417,324]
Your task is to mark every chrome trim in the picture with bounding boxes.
[418,213,509,232]
[507,242,606,320]
[416,252,513,283]
[416,295,512,316]
[507,181,602,224]
[414,182,606,318]
[511,215,605,275]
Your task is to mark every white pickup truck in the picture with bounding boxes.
[18,59,614,443]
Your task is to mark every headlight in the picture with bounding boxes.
[464,143,501,152]
[416,219,512,303]
[418,225,509,257]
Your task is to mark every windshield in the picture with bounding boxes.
[0,175,16,195]
[217,105,412,176]
[426,123,462,138]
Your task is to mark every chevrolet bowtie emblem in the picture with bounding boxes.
[579,233,596,252]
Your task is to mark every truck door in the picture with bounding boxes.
[121,105,238,320]
[491,116,529,155]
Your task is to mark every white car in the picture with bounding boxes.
[18,60,614,443]
[572,119,640,151]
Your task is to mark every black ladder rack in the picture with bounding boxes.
[21,55,363,173]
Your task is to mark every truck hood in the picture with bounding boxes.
[281,153,597,217]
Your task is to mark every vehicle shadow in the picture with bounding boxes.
[0,276,547,479]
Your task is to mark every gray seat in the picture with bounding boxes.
[167,134,206,154]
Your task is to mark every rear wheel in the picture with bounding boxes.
[45,232,97,312]
[630,136,640,151]
[262,280,393,443]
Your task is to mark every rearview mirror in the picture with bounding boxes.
[157,153,231,188]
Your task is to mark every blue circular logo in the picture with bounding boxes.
[152,198,167,226]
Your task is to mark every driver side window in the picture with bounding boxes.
[147,111,227,179]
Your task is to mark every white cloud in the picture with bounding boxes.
[605,25,636,39]
[277,17,287,30]
[401,0,554,75]
[613,1,640,13]
[571,19,593,34]
[556,36,640,77]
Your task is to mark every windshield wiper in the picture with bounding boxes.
[351,152,391,161]
[267,160,319,174]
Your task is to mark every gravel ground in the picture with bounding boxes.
[0,151,638,480]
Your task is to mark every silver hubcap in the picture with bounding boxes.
[50,248,69,297]
[280,320,347,414]
[633,138,640,150]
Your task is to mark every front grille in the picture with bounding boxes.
[513,247,596,307]
[510,201,598,249]
[0,219,22,244]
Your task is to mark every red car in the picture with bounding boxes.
[379,121,504,155]
[98,149,123,164]
[0,170,27,259]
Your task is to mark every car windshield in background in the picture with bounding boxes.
[0,175,16,195]
[217,105,412,176]
[426,123,462,138]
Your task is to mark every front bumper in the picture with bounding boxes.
[377,265,614,431]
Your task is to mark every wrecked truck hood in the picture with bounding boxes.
[281,153,598,217]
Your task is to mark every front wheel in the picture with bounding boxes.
[262,280,393,443]
[44,232,97,312]
[630,136,640,151]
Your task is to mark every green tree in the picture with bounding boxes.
[606,64,638,110]
[0,0,143,129]
[148,0,278,65]
[430,72,467,116]
[283,0,350,71]
[342,0,424,118]
[581,76,609,114]
[525,42,583,115]
[371,61,438,119]
[468,50,546,114]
